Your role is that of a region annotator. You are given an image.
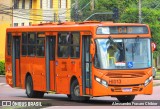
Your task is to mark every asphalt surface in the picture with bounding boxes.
[0,76,160,109]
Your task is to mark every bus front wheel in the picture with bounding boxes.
[70,80,90,101]
[116,95,135,102]
[26,75,44,98]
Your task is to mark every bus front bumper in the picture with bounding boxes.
[92,79,153,96]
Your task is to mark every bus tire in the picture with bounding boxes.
[67,94,71,100]
[70,80,90,101]
[116,95,135,102]
[36,91,44,98]
[26,75,37,98]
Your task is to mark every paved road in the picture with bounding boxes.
[0,76,160,109]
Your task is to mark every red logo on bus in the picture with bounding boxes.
[151,42,156,51]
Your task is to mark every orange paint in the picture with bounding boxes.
[5,21,152,98]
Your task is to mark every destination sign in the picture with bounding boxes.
[97,26,149,34]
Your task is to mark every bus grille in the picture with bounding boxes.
[106,72,145,78]
[112,87,140,92]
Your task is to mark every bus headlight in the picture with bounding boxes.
[102,80,108,87]
[144,76,152,87]
[95,76,108,87]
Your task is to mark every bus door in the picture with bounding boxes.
[12,36,21,87]
[55,32,71,94]
[82,36,92,95]
[46,36,56,91]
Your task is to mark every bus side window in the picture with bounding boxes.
[22,33,28,56]
[7,33,12,56]
[36,35,45,57]
[28,33,36,56]
[58,32,69,58]
[70,32,80,58]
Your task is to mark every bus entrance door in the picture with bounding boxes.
[82,36,92,95]
[46,36,56,91]
[12,36,21,87]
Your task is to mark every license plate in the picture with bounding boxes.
[122,88,132,92]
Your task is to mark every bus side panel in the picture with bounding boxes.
[5,57,13,87]
[55,59,70,94]
[70,59,83,95]
[20,57,29,89]
[33,58,46,91]
[50,61,55,90]
[15,59,20,87]
[56,77,70,94]
[5,33,14,87]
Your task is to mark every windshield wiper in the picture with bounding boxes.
[133,36,140,53]
[108,36,123,50]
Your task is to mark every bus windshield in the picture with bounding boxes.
[94,38,151,69]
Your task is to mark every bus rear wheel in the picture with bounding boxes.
[26,75,44,98]
[70,80,90,101]
[116,95,135,102]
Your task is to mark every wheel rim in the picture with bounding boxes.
[26,78,32,94]
[74,85,80,96]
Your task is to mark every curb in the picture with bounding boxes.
[153,83,160,86]
[0,75,5,77]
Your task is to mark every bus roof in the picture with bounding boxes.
[7,21,149,33]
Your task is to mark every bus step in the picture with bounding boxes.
[47,91,56,94]
[83,95,92,97]
[14,87,21,89]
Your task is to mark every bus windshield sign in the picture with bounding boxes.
[97,26,149,34]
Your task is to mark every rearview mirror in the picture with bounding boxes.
[151,42,156,52]
[90,39,95,56]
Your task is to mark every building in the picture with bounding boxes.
[0,0,12,60]
[13,0,71,26]
[0,0,71,60]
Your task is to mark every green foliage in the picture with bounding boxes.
[71,0,160,58]
[0,61,5,75]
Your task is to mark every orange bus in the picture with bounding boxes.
[5,21,153,102]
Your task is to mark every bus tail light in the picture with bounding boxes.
[95,76,108,87]
[144,76,152,87]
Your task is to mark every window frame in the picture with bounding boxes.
[27,32,36,57]
[22,0,25,9]
[21,32,45,58]
[40,0,42,8]
[50,0,53,8]
[22,32,28,56]
[57,32,80,59]
[36,32,45,57]
[29,0,32,9]
[58,32,69,58]
[7,33,12,56]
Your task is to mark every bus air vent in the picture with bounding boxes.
[106,72,145,78]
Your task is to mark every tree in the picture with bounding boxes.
[71,0,160,58]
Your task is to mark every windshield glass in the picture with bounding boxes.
[95,38,151,69]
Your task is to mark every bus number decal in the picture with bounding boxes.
[128,27,132,33]
[62,62,67,71]
[118,27,122,33]
[109,79,121,84]
[118,27,127,33]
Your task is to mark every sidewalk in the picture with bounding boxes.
[153,79,160,86]
[0,75,5,83]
